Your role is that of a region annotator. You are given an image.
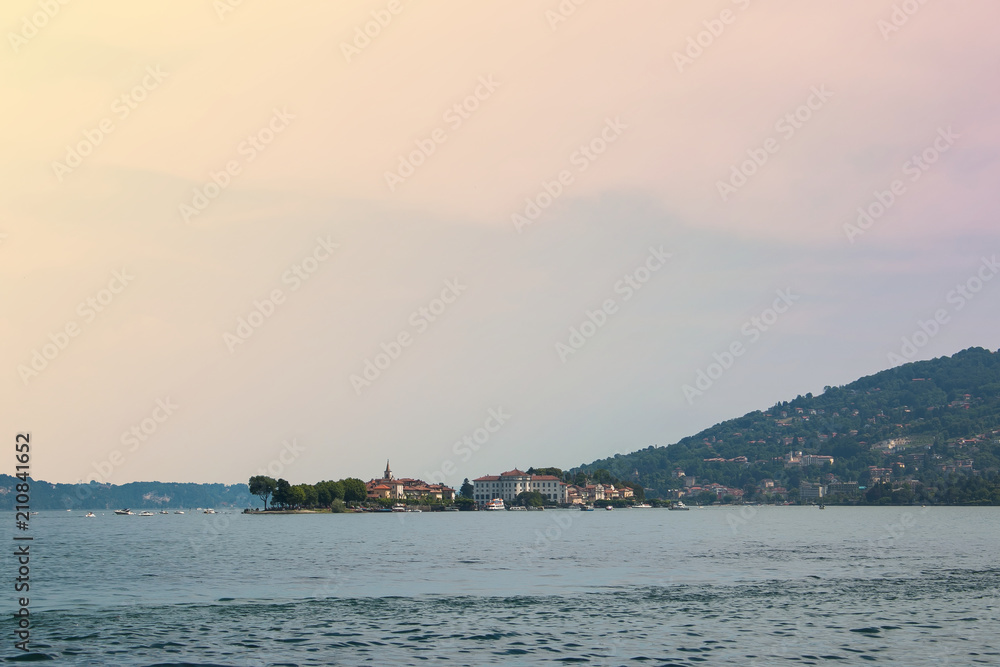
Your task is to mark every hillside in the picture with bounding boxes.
[573,347,1000,504]
[0,476,253,511]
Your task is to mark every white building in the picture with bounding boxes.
[472,469,568,506]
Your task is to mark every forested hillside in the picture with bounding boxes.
[573,347,1000,504]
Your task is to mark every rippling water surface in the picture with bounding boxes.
[4,506,999,664]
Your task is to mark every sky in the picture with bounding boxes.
[2,1,998,487]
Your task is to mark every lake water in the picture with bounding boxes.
[4,506,999,665]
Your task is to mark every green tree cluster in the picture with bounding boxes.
[249,475,368,509]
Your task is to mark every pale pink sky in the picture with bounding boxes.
[2,1,998,485]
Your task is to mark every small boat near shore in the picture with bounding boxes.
[668,501,690,511]
[580,505,594,511]
[631,503,652,508]
[485,498,505,511]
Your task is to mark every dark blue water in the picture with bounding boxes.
[3,506,999,664]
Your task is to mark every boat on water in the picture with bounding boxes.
[405,508,422,513]
[139,511,155,516]
[631,503,652,508]
[818,503,826,510]
[203,509,217,514]
[174,511,185,514]
[114,508,133,515]
[85,512,96,518]
[605,505,613,511]
[485,498,505,511]
[391,504,407,512]
[508,506,527,511]
[444,506,460,512]
[580,505,595,512]
[159,510,169,514]
[668,501,690,511]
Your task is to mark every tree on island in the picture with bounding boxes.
[341,478,368,503]
[248,475,277,510]
[459,479,474,499]
[273,478,292,508]
[514,490,544,507]
[315,480,344,507]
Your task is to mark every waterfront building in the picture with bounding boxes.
[472,469,568,506]
[800,482,827,499]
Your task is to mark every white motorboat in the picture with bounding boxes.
[159,510,169,514]
[139,511,155,516]
[203,509,217,514]
[85,512,96,518]
[174,511,185,514]
[668,501,690,511]
[605,505,613,511]
[391,504,407,512]
[114,508,133,515]
[485,498,505,511]
[405,508,422,513]
[631,503,652,508]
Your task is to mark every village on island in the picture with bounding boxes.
[243,458,792,512]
